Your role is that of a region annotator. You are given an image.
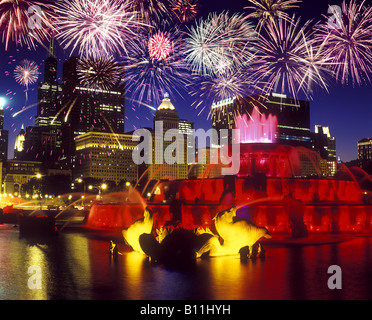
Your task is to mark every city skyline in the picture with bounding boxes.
[0,0,371,162]
[2,0,372,303]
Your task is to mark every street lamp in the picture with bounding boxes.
[0,97,6,109]
[36,173,42,210]
[77,178,87,205]
[99,183,107,200]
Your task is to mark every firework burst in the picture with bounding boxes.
[14,59,39,102]
[169,0,199,23]
[122,28,190,107]
[315,0,372,86]
[14,59,39,87]
[148,31,172,60]
[77,55,124,90]
[190,69,259,115]
[185,12,256,76]
[0,0,56,50]
[55,0,144,57]
[245,0,302,30]
[251,16,332,99]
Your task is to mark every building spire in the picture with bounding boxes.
[48,34,55,58]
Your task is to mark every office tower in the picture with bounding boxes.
[13,125,25,160]
[35,41,63,129]
[61,56,125,166]
[74,131,138,185]
[151,93,194,180]
[312,125,336,161]
[15,126,57,162]
[358,138,372,172]
[312,125,337,176]
[0,104,8,161]
[17,44,62,164]
[212,93,312,147]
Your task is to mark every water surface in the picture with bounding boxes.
[0,226,371,300]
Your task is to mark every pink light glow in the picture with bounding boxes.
[235,107,278,144]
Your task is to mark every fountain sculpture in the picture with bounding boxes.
[86,106,372,258]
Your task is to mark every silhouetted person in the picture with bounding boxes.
[109,240,119,258]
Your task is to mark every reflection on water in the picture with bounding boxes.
[0,227,372,300]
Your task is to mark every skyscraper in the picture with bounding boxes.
[35,41,63,129]
[358,138,372,173]
[17,42,62,164]
[312,125,337,176]
[150,93,194,180]
[0,104,8,161]
[61,56,125,167]
[74,131,138,184]
[312,125,336,161]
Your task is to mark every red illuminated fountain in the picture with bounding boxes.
[87,106,372,253]
[235,106,278,144]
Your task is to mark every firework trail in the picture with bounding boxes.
[127,98,157,111]
[51,98,78,125]
[315,0,372,86]
[64,97,78,123]
[244,0,302,30]
[55,0,146,57]
[11,102,38,117]
[0,0,56,50]
[184,12,257,77]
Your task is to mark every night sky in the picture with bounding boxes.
[0,0,371,161]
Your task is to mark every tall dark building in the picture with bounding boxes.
[358,138,372,173]
[312,125,336,161]
[16,42,62,165]
[212,93,312,147]
[312,125,337,176]
[61,56,125,167]
[0,105,8,161]
[35,41,63,129]
[17,126,57,162]
[150,93,194,180]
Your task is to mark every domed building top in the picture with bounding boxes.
[157,92,175,111]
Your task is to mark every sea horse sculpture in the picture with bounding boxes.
[123,207,153,253]
[197,206,272,257]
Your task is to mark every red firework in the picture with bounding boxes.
[170,0,199,23]
[148,31,172,61]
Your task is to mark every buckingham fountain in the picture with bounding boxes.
[85,107,372,260]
